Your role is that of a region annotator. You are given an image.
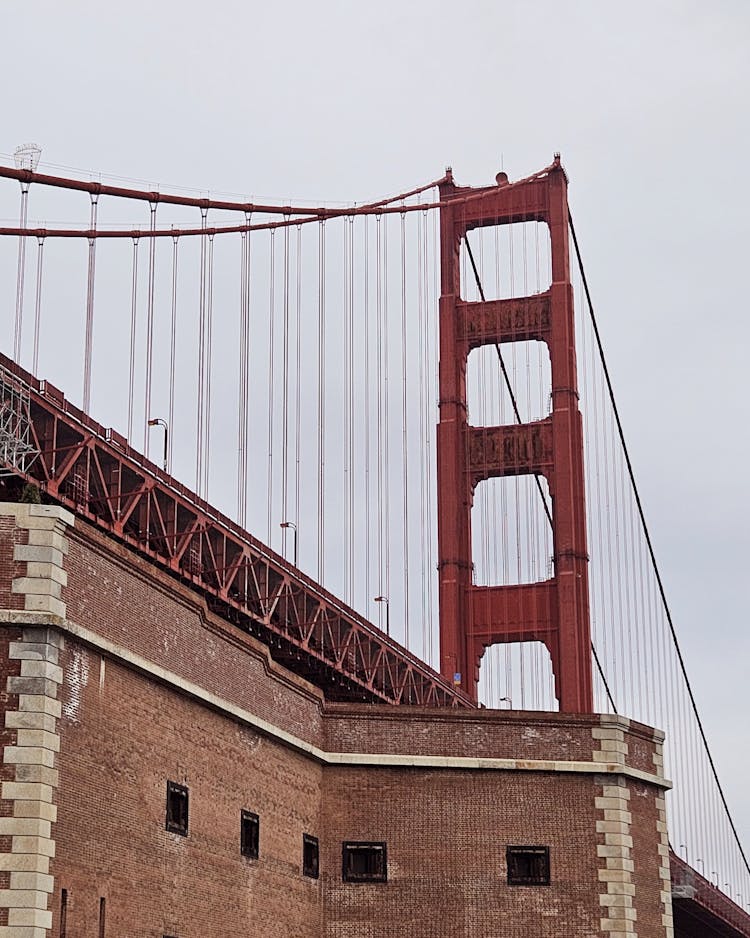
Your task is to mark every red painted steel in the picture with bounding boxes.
[436,157,594,711]
[671,853,750,937]
[0,351,472,710]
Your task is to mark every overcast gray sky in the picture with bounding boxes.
[2,0,748,873]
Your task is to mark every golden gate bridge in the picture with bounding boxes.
[0,147,747,935]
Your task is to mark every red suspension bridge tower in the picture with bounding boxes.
[437,157,593,711]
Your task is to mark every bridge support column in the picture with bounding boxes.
[437,158,593,710]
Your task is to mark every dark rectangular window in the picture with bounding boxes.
[98,897,106,938]
[506,845,550,885]
[241,810,260,859]
[342,842,387,883]
[303,834,319,879]
[166,781,188,836]
[60,888,68,938]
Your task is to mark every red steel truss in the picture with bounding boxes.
[671,854,750,938]
[0,351,472,709]
[437,157,594,711]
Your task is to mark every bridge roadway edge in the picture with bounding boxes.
[0,501,742,936]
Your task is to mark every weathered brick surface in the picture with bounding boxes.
[51,646,324,938]
[631,781,669,936]
[63,524,326,748]
[325,703,598,761]
[0,509,673,937]
[322,767,603,936]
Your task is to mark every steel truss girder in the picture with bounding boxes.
[0,352,470,709]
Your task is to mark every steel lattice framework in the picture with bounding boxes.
[0,351,471,709]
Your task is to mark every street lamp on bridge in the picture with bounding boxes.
[280,521,298,567]
[373,596,389,637]
[147,418,168,472]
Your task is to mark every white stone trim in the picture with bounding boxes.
[0,505,74,622]
[596,775,638,936]
[0,614,669,789]
[654,733,674,937]
[0,628,63,938]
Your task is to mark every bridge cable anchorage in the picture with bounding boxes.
[463,231,618,715]
[569,210,750,877]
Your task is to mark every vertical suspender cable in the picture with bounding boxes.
[168,234,179,474]
[13,181,30,363]
[375,215,384,626]
[417,205,428,659]
[83,193,99,412]
[317,221,326,581]
[127,238,140,442]
[281,220,291,557]
[143,201,157,453]
[294,224,302,557]
[204,233,215,497]
[428,207,439,664]
[400,211,410,645]
[341,216,355,602]
[348,216,355,604]
[267,230,276,542]
[383,216,391,622]
[238,229,249,527]
[32,236,45,375]
[569,212,750,877]
[363,216,371,613]
[196,207,208,493]
[238,214,252,528]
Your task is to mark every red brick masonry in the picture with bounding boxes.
[0,506,672,938]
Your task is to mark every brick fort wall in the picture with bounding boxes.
[0,504,673,938]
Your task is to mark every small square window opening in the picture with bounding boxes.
[303,834,319,879]
[506,845,550,886]
[165,781,188,836]
[342,842,387,883]
[241,810,260,859]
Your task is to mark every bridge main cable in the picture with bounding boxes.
[569,210,750,879]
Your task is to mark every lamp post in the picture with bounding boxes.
[147,418,168,471]
[499,696,513,709]
[280,521,298,567]
[697,858,705,877]
[374,596,389,637]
